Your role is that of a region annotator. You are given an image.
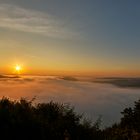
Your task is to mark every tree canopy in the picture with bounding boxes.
[0,97,140,140]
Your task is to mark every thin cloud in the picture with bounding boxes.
[0,4,78,39]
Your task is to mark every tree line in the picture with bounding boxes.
[0,97,139,140]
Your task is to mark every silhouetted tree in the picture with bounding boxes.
[0,97,102,140]
[2,96,140,140]
[104,99,140,140]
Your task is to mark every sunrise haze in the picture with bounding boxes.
[0,0,139,76]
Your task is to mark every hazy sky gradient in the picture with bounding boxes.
[0,0,140,76]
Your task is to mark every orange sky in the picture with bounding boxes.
[0,2,140,77]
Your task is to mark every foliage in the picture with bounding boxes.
[0,97,102,140]
[0,97,140,140]
[104,99,140,140]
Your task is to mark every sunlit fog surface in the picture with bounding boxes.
[0,75,139,127]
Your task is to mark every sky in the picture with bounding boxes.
[0,0,140,76]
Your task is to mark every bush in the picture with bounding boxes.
[0,97,102,140]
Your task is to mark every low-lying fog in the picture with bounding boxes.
[0,75,140,127]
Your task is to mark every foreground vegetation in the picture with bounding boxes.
[0,97,140,140]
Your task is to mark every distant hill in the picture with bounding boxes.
[94,77,140,88]
[0,75,20,78]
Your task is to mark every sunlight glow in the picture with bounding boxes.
[15,65,22,74]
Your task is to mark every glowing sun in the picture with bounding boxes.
[15,65,22,74]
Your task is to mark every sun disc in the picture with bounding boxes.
[15,65,22,74]
[16,66,21,71]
